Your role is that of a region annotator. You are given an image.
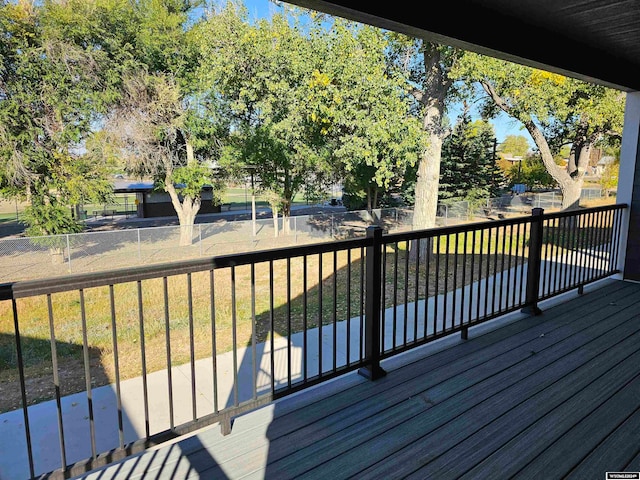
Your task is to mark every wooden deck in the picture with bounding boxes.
[76,278,640,479]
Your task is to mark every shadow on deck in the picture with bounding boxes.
[75,278,640,479]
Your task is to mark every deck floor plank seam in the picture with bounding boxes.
[565,406,640,479]
[206,286,640,478]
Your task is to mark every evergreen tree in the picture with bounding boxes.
[439,112,503,202]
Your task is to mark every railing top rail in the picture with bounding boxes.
[382,203,627,245]
[542,202,627,220]
[1,235,371,299]
[382,214,532,244]
[0,203,626,300]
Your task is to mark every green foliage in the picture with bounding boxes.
[0,0,136,234]
[600,158,620,196]
[172,163,223,204]
[199,5,333,215]
[499,135,530,157]
[509,155,556,190]
[318,21,424,210]
[23,200,83,239]
[453,52,625,207]
[439,112,504,202]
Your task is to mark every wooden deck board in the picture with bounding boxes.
[565,406,640,479]
[237,286,639,478]
[76,279,640,480]
[262,316,640,478]
[515,376,640,479]
[324,313,640,479]
[626,451,640,472]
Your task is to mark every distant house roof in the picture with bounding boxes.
[112,179,213,193]
[113,180,155,193]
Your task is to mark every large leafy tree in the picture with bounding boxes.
[0,0,126,238]
[103,0,222,246]
[454,53,625,209]
[499,134,531,158]
[197,2,330,235]
[309,19,424,213]
[385,36,465,255]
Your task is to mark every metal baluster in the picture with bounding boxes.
[47,294,67,468]
[107,287,127,452]
[136,282,149,439]
[80,289,97,457]
[210,270,219,413]
[251,264,257,398]
[287,258,292,386]
[188,273,197,418]
[392,242,398,350]
[12,297,34,479]
[460,231,467,338]
[317,255,323,378]
[230,268,238,407]
[346,249,352,366]
[332,252,337,372]
[443,234,450,330]
[413,239,421,344]
[270,260,276,389]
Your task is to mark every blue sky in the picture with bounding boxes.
[228,0,535,147]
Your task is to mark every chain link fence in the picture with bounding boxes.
[0,188,609,282]
[0,208,417,282]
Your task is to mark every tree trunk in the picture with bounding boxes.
[559,177,583,210]
[282,201,291,235]
[481,81,589,212]
[179,213,197,246]
[163,142,203,246]
[411,131,443,259]
[166,182,201,246]
[409,45,451,261]
[412,133,443,231]
[272,204,279,237]
[526,123,587,211]
[50,246,64,265]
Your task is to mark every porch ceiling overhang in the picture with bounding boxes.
[283,0,640,92]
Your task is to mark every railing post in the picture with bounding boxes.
[522,207,544,315]
[358,225,387,380]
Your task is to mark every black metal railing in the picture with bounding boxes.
[0,203,626,479]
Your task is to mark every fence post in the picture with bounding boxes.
[137,229,141,262]
[199,224,203,256]
[522,207,544,315]
[358,225,387,380]
[67,234,72,273]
